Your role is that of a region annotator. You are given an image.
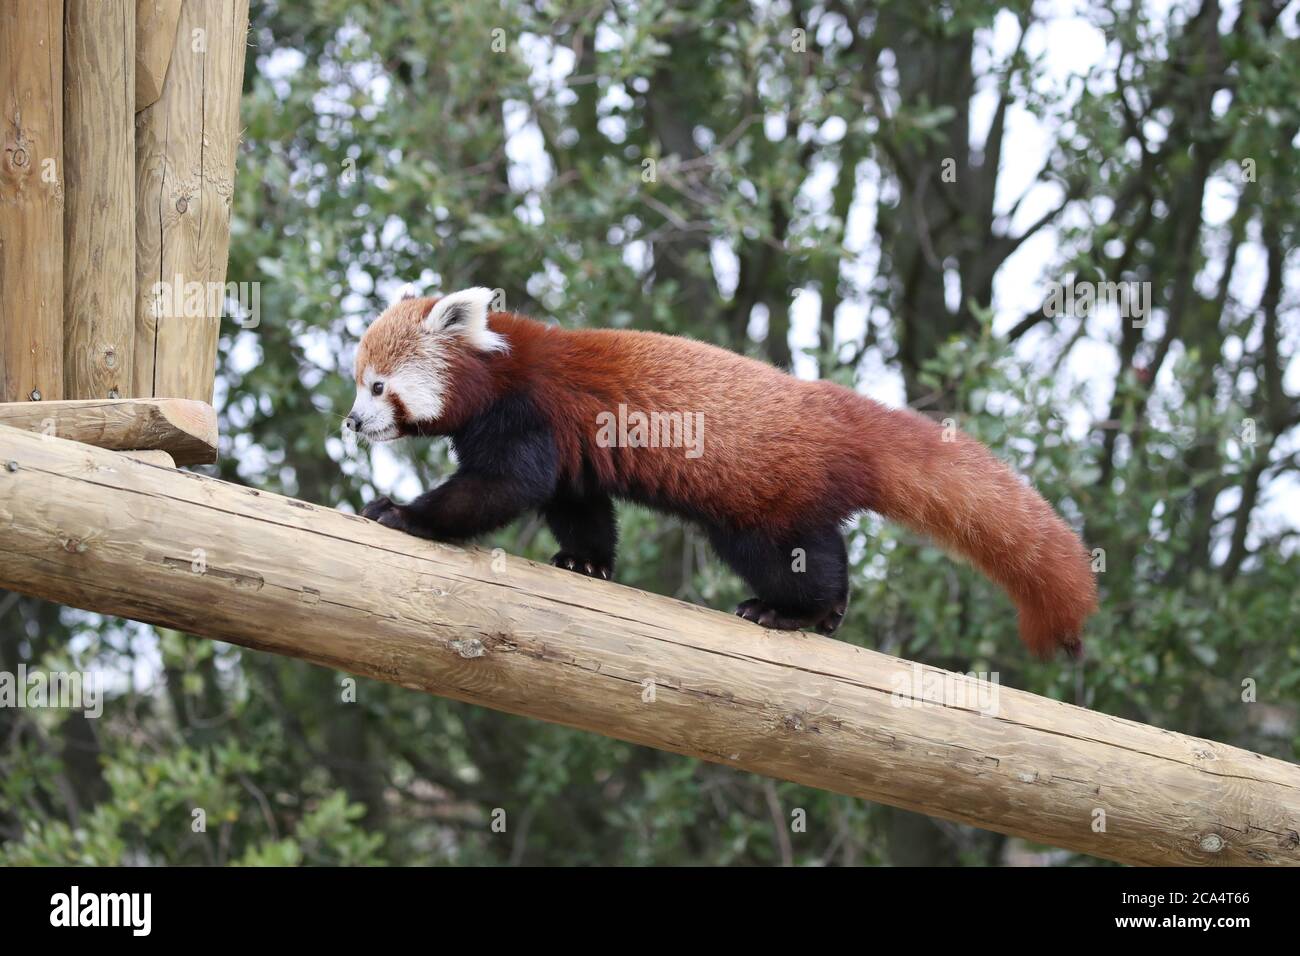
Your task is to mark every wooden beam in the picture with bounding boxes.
[133,0,182,112]
[0,1,64,404]
[0,398,216,464]
[1,424,1297,866]
[133,0,250,402]
[64,0,136,400]
[118,448,175,467]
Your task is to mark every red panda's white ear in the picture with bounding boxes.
[422,287,507,352]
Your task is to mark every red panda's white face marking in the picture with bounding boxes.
[346,287,506,442]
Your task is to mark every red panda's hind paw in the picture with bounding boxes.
[735,599,845,635]
[813,599,848,636]
[551,552,612,580]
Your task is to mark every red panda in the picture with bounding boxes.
[347,287,1099,659]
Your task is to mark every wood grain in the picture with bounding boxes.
[0,2,64,404]
[133,0,250,401]
[134,0,182,112]
[119,448,175,467]
[1,423,1296,866]
[64,0,136,400]
[0,397,216,464]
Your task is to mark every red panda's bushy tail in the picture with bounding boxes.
[855,401,1098,659]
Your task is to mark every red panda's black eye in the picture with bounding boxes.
[371,382,384,397]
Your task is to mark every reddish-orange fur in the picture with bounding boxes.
[361,302,1099,657]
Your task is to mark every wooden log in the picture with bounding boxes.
[1,423,1297,867]
[119,448,175,467]
[133,0,250,402]
[0,1,64,404]
[64,0,136,400]
[0,398,216,464]
[134,0,182,112]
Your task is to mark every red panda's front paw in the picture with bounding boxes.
[361,495,395,520]
[361,495,406,530]
[550,552,612,580]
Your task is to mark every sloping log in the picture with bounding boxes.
[0,424,1297,866]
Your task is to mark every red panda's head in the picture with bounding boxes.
[346,287,508,441]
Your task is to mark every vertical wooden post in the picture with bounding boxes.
[134,0,183,113]
[0,2,65,404]
[63,0,136,399]
[133,0,250,403]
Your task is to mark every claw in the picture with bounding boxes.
[550,552,611,580]
[361,494,396,521]
[734,597,844,634]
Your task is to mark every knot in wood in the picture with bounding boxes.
[452,638,485,659]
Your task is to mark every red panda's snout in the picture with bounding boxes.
[346,286,513,444]
[345,375,403,442]
[347,359,452,442]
